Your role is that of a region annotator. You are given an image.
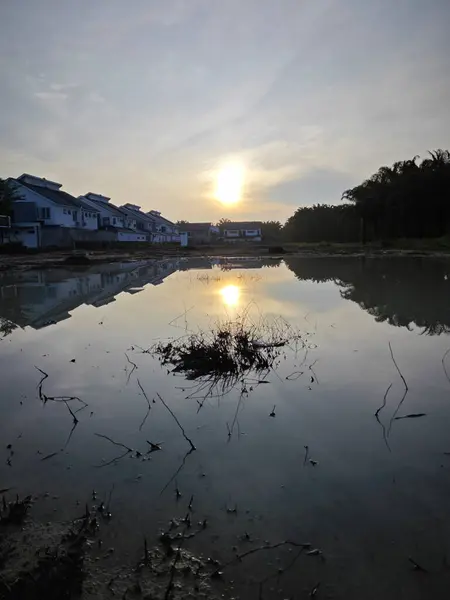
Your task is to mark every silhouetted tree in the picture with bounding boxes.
[284,150,450,243]
[0,178,19,216]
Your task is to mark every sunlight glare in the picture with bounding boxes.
[220,284,240,307]
[215,162,244,205]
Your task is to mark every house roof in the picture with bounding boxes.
[179,222,213,232]
[120,205,156,224]
[223,221,262,229]
[16,180,94,210]
[79,195,124,218]
[147,211,176,227]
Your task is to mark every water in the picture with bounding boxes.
[1,256,450,599]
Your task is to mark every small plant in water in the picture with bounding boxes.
[152,313,304,404]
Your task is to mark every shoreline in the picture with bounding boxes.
[2,243,450,272]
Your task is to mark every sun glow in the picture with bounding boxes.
[215,162,244,205]
[220,284,240,307]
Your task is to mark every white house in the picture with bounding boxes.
[79,194,147,242]
[223,221,263,242]
[120,203,156,239]
[146,210,180,243]
[7,174,100,248]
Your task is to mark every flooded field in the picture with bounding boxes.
[1,256,450,599]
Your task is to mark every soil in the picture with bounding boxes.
[0,496,222,600]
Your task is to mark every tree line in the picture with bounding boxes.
[284,149,450,243]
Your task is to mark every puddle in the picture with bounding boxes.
[1,256,450,598]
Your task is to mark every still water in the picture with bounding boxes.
[1,256,450,599]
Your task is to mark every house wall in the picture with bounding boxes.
[13,184,75,228]
[80,196,125,229]
[9,225,40,248]
[118,231,148,242]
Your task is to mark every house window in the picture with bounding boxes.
[38,207,51,219]
[246,230,258,235]
[67,210,71,215]
[113,218,117,225]
[103,217,110,226]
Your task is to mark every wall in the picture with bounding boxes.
[118,231,147,242]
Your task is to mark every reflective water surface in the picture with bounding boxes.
[1,256,450,599]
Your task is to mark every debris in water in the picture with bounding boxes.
[269,405,276,417]
[394,413,426,420]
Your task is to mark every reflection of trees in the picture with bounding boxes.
[0,317,18,337]
[285,257,450,335]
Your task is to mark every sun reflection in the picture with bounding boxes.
[215,162,244,205]
[220,284,240,307]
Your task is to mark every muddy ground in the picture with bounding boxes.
[1,243,450,272]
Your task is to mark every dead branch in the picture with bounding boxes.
[442,349,450,385]
[157,393,196,451]
[389,342,408,391]
[375,383,393,418]
[137,379,152,431]
[125,353,138,383]
[94,433,133,453]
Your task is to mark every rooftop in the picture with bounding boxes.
[223,221,262,229]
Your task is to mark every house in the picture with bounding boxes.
[7,174,100,248]
[79,194,148,242]
[146,211,180,243]
[119,204,156,239]
[222,221,262,242]
[179,222,219,245]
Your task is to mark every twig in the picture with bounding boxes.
[94,433,133,453]
[215,540,312,576]
[106,483,115,512]
[64,400,79,424]
[125,353,137,384]
[159,448,195,495]
[389,342,408,391]
[157,393,196,451]
[375,383,392,418]
[408,556,428,573]
[137,379,152,431]
[303,445,309,466]
[442,349,450,385]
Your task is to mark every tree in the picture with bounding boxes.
[0,178,20,216]
[261,221,282,242]
[285,149,450,244]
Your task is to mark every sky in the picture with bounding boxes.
[1,0,449,223]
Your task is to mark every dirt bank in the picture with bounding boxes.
[2,242,450,272]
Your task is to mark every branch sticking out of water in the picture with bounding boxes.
[125,353,137,384]
[137,379,152,431]
[157,393,196,452]
[442,349,450,385]
[375,383,393,419]
[389,342,408,391]
[94,433,133,453]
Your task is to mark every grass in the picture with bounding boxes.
[152,313,303,403]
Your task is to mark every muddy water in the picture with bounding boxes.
[1,256,450,599]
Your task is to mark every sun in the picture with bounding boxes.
[215,162,244,205]
[220,284,240,307]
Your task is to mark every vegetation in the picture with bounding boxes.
[153,314,304,403]
[284,150,450,244]
[0,178,19,216]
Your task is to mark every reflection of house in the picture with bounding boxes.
[179,223,219,245]
[0,260,180,331]
[223,221,262,242]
